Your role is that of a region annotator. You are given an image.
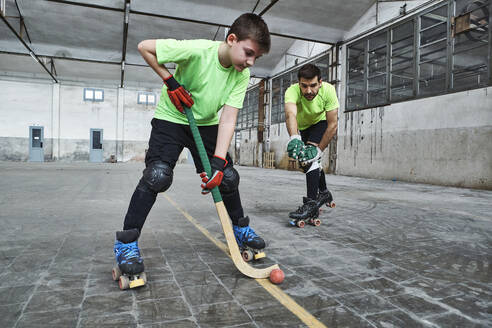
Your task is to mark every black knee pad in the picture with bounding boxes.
[141,161,173,193]
[219,166,240,194]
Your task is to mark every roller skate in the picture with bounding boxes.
[288,197,320,228]
[317,189,336,210]
[233,216,266,262]
[112,228,147,290]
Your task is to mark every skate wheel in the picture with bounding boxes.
[296,220,305,228]
[119,275,130,290]
[112,267,121,281]
[254,252,266,260]
[241,250,254,262]
[328,202,336,208]
[313,218,321,226]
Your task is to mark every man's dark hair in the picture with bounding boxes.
[298,64,322,81]
[227,13,270,53]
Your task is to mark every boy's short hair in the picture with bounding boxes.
[227,13,270,53]
[298,64,322,81]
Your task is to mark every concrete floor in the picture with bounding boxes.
[0,161,490,328]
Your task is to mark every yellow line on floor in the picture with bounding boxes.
[164,195,327,328]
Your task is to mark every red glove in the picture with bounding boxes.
[164,75,194,113]
[200,155,228,194]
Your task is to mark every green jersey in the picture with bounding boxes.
[284,82,339,130]
[155,39,250,126]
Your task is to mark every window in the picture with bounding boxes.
[137,92,156,106]
[237,86,260,131]
[368,31,388,105]
[418,4,449,96]
[347,40,366,110]
[452,0,490,90]
[270,69,302,124]
[271,77,282,124]
[84,88,104,102]
[313,55,330,82]
[391,20,415,101]
[345,0,491,111]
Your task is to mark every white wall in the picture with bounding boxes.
[0,77,184,163]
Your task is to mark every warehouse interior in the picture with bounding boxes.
[0,0,491,327]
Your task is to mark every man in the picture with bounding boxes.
[285,63,339,223]
[113,13,271,278]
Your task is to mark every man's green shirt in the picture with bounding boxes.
[155,39,250,126]
[284,82,339,130]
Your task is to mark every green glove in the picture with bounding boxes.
[299,144,322,164]
[287,135,304,159]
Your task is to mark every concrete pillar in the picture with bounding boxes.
[51,83,60,160]
[116,87,125,162]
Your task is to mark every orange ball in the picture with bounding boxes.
[269,268,285,284]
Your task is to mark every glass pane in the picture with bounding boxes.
[367,31,388,105]
[391,66,414,101]
[348,40,365,80]
[250,88,259,127]
[368,47,387,78]
[347,82,365,109]
[421,22,447,45]
[369,31,387,51]
[419,23,447,97]
[92,131,102,149]
[419,62,447,96]
[367,75,387,105]
[393,21,414,42]
[347,40,365,109]
[271,77,281,124]
[32,128,41,147]
[313,55,330,81]
[452,0,489,90]
[391,21,415,101]
[421,5,448,29]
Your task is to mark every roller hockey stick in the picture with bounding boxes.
[184,107,279,278]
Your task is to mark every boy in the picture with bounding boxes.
[113,13,271,276]
[285,64,339,222]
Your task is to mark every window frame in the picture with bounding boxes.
[137,92,156,106]
[84,88,105,102]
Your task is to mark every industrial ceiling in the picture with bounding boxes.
[0,0,375,87]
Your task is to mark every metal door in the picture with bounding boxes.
[29,126,44,162]
[89,129,103,163]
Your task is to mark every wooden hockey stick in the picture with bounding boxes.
[184,107,279,279]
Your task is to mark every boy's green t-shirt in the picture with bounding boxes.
[284,82,339,131]
[155,39,250,126]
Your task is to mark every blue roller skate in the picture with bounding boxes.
[233,216,266,262]
[112,228,147,290]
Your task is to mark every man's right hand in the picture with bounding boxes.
[287,135,304,159]
[164,75,194,113]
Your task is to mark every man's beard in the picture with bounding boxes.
[303,92,317,100]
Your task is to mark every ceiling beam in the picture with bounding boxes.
[0,14,58,82]
[259,0,279,16]
[43,0,335,44]
[0,50,152,66]
[14,0,32,43]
